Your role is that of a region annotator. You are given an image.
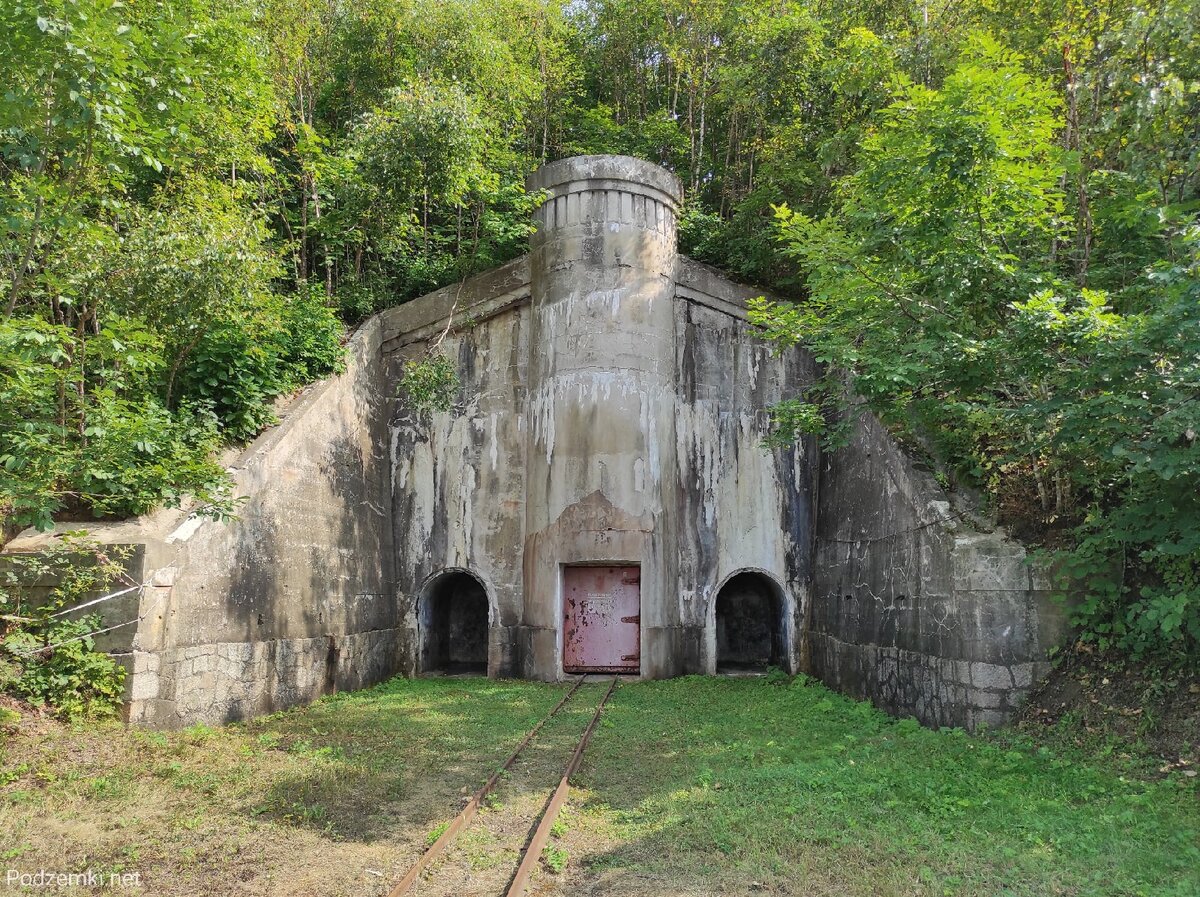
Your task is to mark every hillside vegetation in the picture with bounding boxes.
[2,0,1197,665]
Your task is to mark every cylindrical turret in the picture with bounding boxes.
[521,155,684,679]
[526,156,681,519]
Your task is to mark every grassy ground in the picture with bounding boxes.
[1,675,1197,896]
[569,676,1199,897]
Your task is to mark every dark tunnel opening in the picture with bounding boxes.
[420,571,489,674]
[715,572,783,672]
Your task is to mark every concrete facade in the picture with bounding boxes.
[388,157,815,684]
[4,155,1069,730]
[810,413,1071,729]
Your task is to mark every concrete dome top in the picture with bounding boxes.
[527,155,682,211]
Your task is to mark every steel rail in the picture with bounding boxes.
[385,676,586,897]
[503,676,619,897]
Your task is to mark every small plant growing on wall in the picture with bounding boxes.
[0,534,131,718]
[399,352,460,413]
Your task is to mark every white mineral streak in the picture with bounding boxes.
[593,288,622,317]
[412,426,436,551]
[488,412,499,471]
[529,369,644,465]
[539,288,626,332]
[713,413,787,577]
[746,344,760,391]
[638,388,661,485]
[676,401,721,528]
[458,457,475,563]
[537,291,576,333]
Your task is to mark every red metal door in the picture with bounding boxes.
[563,566,641,674]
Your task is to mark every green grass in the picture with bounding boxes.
[0,675,1196,896]
[0,678,574,895]
[575,675,1200,897]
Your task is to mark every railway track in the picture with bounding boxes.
[386,677,619,897]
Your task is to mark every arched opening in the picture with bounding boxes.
[419,571,489,674]
[715,572,783,672]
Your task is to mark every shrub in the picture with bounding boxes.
[174,287,344,443]
[399,353,459,412]
[276,285,347,385]
[0,317,235,529]
[3,616,127,718]
[0,536,132,718]
[74,399,231,520]
[177,318,288,442]
[334,275,392,325]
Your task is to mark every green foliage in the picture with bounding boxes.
[399,353,460,414]
[269,0,561,303]
[327,76,542,300]
[73,400,231,520]
[4,615,127,718]
[0,535,130,718]
[541,844,569,874]
[0,315,233,529]
[0,0,320,533]
[758,391,852,451]
[175,285,343,443]
[179,322,288,442]
[277,286,347,385]
[0,0,274,315]
[331,276,392,325]
[751,30,1200,663]
[677,199,727,262]
[1013,257,1200,658]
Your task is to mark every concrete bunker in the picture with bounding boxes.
[419,570,489,675]
[19,153,1065,730]
[715,572,784,672]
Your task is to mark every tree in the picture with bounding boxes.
[751,32,1200,661]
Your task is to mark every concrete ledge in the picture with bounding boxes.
[527,155,683,210]
[676,257,776,320]
[378,256,531,352]
[373,252,770,352]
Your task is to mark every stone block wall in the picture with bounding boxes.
[810,413,1072,728]
[127,629,402,724]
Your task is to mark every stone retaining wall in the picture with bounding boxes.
[810,413,1071,728]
